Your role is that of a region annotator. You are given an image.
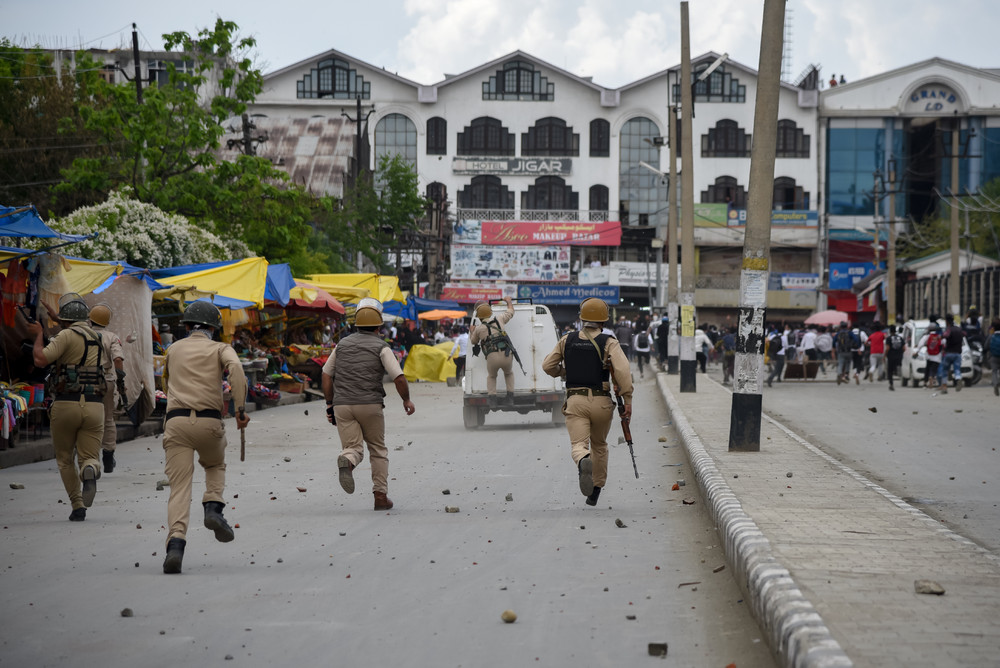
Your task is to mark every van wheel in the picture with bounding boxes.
[463,406,479,430]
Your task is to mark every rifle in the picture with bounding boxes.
[616,393,638,479]
[238,407,247,462]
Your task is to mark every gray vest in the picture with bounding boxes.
[332,332,389,406]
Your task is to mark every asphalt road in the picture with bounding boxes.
[754,367,1000,553]
[1,375,775,668]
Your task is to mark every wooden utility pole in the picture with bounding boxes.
[667,95,679,374]
[887,161,897,325]
[728,0,785,451]
[131,24,143,104]
[950,126,960,317]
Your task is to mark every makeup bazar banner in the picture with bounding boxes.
[454,220,622,247]
[439,283,517,303]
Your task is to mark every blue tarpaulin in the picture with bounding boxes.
[382,296,463,320]
[264,263,294,307]
[0,205,90,241]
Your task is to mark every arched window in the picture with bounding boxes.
[522,176,578,211]
[702,119,751,157]
[618,117,661,226]
[458,176,514,210]
[374,113,417,169]
[482,60,555,101]
[427,117,447,155]
[776,119,809,158]
[773,177,809,210]
[522,117,579,156]
[297,58,370,99]
[590,119,610,157]
[589,185,609,212]
[457,117,515,156]
[701,175,747,208]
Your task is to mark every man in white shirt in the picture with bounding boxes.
[450,327,471,381]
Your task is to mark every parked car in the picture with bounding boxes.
[899,319,974,387]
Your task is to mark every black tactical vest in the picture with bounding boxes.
[565,331,610,389]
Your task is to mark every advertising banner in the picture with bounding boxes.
[577,265,610,285]
[517,284,620,305]
[454,220,621,247]
[440,283,517,303]
[829,262,883,290]
[780,273,821,290]
[607,261,677,288]
[694,203,729,227]
[726,208,819,227]
[450,244,571,282]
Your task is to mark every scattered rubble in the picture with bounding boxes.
[9,483,24,490]
[445,506,460,513]
[501,609,517,623]
[120,608,134,617]
[914,580,945,595]
[647,642,668,657]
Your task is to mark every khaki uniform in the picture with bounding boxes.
[469,309,515,396]
[322,332,404,494]
[94,326,124,452]
[543,327,633,488]
[41,323,105,510]
[162,330,247,542]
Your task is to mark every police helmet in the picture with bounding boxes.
[579,298,609,323]
[474,301,492,320]
[180,301,222,329]
[355,306,383,327]
[57,293,90,322]
[89,303,112,327]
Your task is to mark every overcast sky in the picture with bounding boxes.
[3,0,998,88]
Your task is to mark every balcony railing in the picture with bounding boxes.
[456,209,612,222]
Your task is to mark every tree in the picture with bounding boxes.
[896,177,1000,261]
[337,154,427,270]
[51,19,355,275]
[0,40,104,214]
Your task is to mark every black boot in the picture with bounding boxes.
[163,538,185,574]
[203,502,235,543]
[68,507,86,522]
[586,486,602,506]
[505,392,514,406]
[488,394,498,410]
[81,465,98,508]
[102,449,116,474]
[578,455,594,497]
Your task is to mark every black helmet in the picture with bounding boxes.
[180,301,222,329]
[57,293,90,322]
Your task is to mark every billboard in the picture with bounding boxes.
[454,220,621,247]
[726,208,819,227]
[450,244,571,282]
[829,262,883,290]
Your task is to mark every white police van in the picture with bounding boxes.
[462,300,565,429]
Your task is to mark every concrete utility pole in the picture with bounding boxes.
[887,160,897,325]
[131,24,142,105]
[679,2,697,392]
[728,0,785,452]
[667,91,680,374]
[950,126,961,317]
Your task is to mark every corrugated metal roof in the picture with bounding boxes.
[218,116,356,197]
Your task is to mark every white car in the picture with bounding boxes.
[899,319,973,387]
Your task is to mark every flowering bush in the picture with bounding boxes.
[38,190,253,268]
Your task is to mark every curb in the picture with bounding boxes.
[658,374,853,668]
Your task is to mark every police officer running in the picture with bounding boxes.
[470,296,516,409]
[88,304,126,473]
[543,298,633,506]
[161,301,249,574]
[323,299,415,511]
[27,293,107,521]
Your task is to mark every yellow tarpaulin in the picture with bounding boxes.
[0,249,119,296]
[403,343,456,383]
[306,273,405,304]
[153,257,269,308]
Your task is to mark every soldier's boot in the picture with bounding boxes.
[585,486,602,507]
[102,449,116,474]
[337,454,355,494]
[163,538,185,574]
[505,391,514,406]
[374,491,394,511]
[68,507,86,522]
[488,395,498,410]
[578,455,594,497]
[81,465,98,508]
[203,502,235,543]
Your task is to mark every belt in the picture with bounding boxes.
[566,387,611,397]
[55,393,102,402]
[165,409,222,422]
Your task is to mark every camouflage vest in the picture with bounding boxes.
[50,324,106,398]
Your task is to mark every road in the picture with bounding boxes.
[0,375,774,667]
[752,368,1000,553]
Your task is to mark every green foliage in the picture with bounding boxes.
[896,176,1000,261]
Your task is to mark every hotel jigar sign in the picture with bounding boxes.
[452,157,571,175]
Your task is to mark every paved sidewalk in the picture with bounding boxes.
[658,372,1000,668]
